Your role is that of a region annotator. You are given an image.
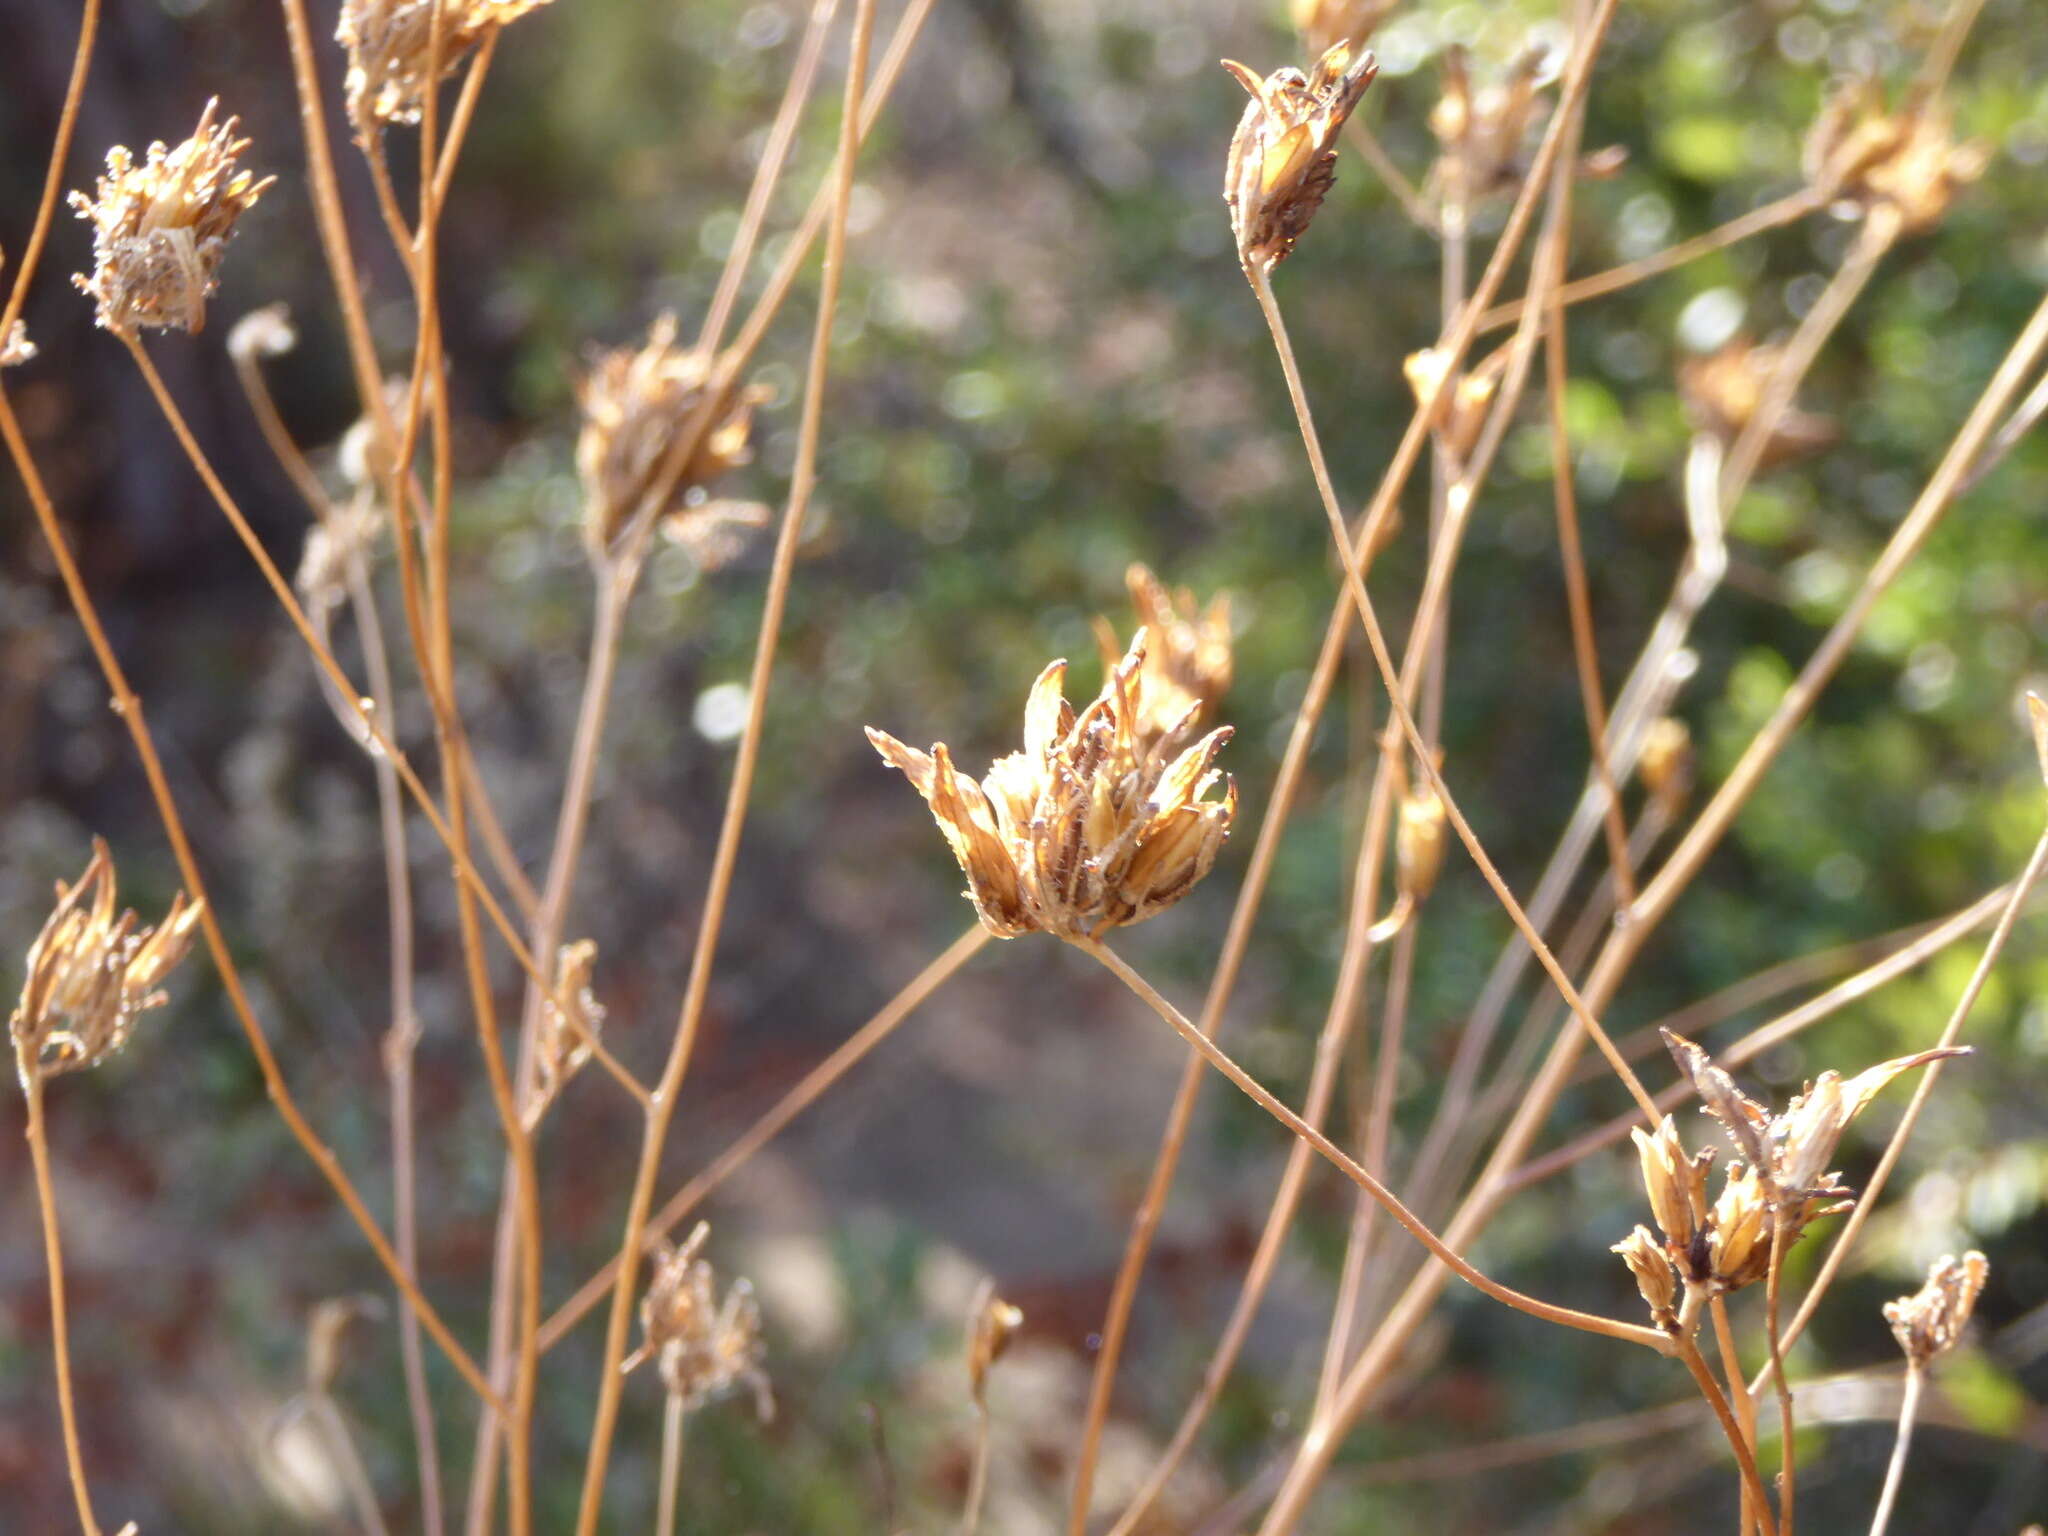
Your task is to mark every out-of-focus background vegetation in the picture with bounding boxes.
[2,0,2046,1529]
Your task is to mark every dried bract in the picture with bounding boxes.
[528,939,605,1126]
[868,632,1237,939]
[1431,45,1551,201]
[576,313,769,565]
[339,0,554,133]
[1222,44,1378,272]
[11,840,203,1089]
[966,1281,1024,1408]
[1885,1251,1987,1367]
[1612,1224,1680,1329]
[1679,337,1838,468]
[1802,82,1986,235]
[1291,0,1399,58]
[69,100,272,335]
[1092,563,1233,751]
[1,320,35,368]
[623,1223,774,1420]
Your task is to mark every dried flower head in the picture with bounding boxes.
[528,939,605,1126]
[966,1280,1024,1408]
[1705,1162,1772,1293]
[1431,45,1551,201]
[1679,337,1839,468]
[1092,563,1233,751]
[623,1222,773,1420]
[1612,1224,1680,1329]
[1222,44,1379,272]
[576,313,770,565]
[11,840,204,1089]
[1290,0,1399,58]
[1885,1251,1987,1367]
[339,0,554,133]
[1803,82,1986,236]
[1663,1029,1967,1222]
[1,320,35,368]
[1395,779,1447,909]
[1404,344,1505,461]
[296,497,386,615]
[227,302,298,365]
[1633,1115,1712,1258]
[69,100,272,335]
[1637,717,1695,816]
[867,632,1237,940]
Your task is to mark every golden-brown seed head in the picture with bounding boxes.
[1802,82,1985,236]
[1222,44,1379,272]
[868,632,1236,939]
[338,0,553,134]
[1612,1224,1680,1329]
[623,1222,774,1420]
[11,840,204,1089]
[575,313,769,566]
[1706,1163,1772,1293]
[1633,1116,1711,1258]
[1885,1251,1987,1367]
[69,100,272,336]
[966,1281,1024,1407]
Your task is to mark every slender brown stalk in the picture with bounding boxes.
[538,924,988,1351]
[571,4,878,1525]
[1866,1364,1924,1536]
[1342,118,1437,236]
[1475,189,1825,334]
[1764,1210,1797,1535]
[0,0,99,333]
[655,1395,686,1536]
[962,1400,994,1536]
[1079,939,1667,1352]
[1709,1294,1763,1536]
[22,1076,107,1536]
[1675,1328,1780,1536]
[0,387,496,1407]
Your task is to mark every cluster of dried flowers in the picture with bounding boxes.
[1614,1030,1966,1330]
[623,1223,774,1420]
[1804,81,1987,235]
[869,624,1237,941]
[10,841,203,1090]
[338,0,554,135]
[575,312,771,569]
[68,100,272,336]
[1222,42,1379,272]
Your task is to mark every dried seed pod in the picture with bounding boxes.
[575,313,769,565]
[1395,780,1447,909]
[1885,1251,1987,1367]
[966,1281,1024,1409]
[1632,1115,1712,1260]
[1802,81,1986,235]
[11,841,203,1089]
[1637,718,1695,816]
[339,0,554,134]
[1431,44,1550,201]
[69,100,272,335]
[623,1222,774,1421]
[528,939,605,1125]
[1612,1224,1680,1329]
[1705,1163,1772,1293]
[1222,44,1379,272]
[868,632,1236,939]
[1679,337,1839,469]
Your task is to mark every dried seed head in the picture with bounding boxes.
[868,631,1237,939]
[339,0,553,134]
[1431,45,1551,201]
[1885,1251,1987,1367]
[966,1280,1024,1408]
[69,100,272,336]
[1222,44,1379,272]
[1803,82,1985,235]
[227,302,298,364]
[1633,1115,1711,1258]
[1678,337,1838,468]
[528,939,605,1126]
[337,378,414,493]
[1637,717,1695,816]
[11,840,204,1089]
[1404,345,1504,461]
[623,1222,774,1420]
[1092,564,1233,751]
[296,497,385,615]
[1612,1225,1680,1329]
[1706,1162,1772,1293]
[1290,0,1399,59]
[575,313,769,566]
[1,320,35,369]
[1395,779,1446,909]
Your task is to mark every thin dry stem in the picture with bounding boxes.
[1675,1328,1780,1536]
[23,1078,107,1536]
[1866,1364,1923,1536]
[0,0,100,336]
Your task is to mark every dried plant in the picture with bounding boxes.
[622,1222,774,1422]
[338,0,555,134]
[1803,81,1986,234]
[1221,43,1379,272]
[67,100,271,335]
[1680,336,1839,467]
[1430,44,1551,201]
[1885,1250,1988,1367]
